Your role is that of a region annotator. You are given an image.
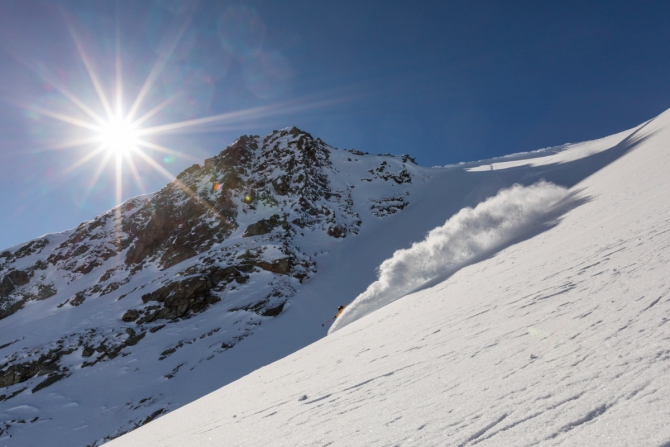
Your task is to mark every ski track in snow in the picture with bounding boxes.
[105,112,670,445]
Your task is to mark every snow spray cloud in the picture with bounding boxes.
[329,181,569,334]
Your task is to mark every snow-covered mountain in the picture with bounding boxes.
[0,127,426,445]
[3,107,670,446]
[104,110,670,447]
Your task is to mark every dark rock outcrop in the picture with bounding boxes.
[7,270,30,287]
[122,309,140,322]
[0,276,14,298]
[0,347,74,388]
[140,276,220,321]
[243,214,288,237]
[255,258,292,274]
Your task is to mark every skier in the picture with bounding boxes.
[321,305,347,326]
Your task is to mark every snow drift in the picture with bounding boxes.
[329,181,569,333]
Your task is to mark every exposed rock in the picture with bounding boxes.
[327,225,346,238]
[0,339,18,350]
[255,258,292,274]
[0,347,74,387]
[30,260,48,271]
[272,177,291,195]
[99,268,117,282]
[141,408,166,426]
[11,238,49,260]
[74,260,101,274]
[243,214,287,237]
[7,270,30,287]
[124,331,146,347]
[158,328,222,361]
[140,276,220,321]
[122,309,140,322]
[32,371,70,393]
[70,292,86,307]
[371,195,409,217]
[0,276,14,297]
[230,297,287,318]
[36,283,56,300]
[367,161,413,184]
[123,189,237,269]
[0,387,26,402]
[207,266,241,284]
[234,275,249,284]
[100,281,122,296]
[0,299,25,320]
[260,301,286,317]
[401,154,417,164]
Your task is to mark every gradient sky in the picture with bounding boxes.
[1,0,669,250]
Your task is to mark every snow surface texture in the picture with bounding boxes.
[330,181,569,333]
[108,108,670,446]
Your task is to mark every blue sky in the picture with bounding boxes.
[1,0,669,250]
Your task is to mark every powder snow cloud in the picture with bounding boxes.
[329,181,570,334]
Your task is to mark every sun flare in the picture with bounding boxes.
[14,11,333,212]
[98,116,139,155]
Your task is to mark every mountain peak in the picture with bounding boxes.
[0,127,423,445]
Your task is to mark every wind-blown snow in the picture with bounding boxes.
[330,181,568,333]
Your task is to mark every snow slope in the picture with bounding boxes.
[107,109,670,447]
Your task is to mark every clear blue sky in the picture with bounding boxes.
[1,0,669,250]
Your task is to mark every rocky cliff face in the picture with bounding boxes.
[0,127,423,445]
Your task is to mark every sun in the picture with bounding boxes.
[14,9,333,213]
[98,116,139,156]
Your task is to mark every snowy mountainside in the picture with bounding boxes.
[0,127,425,445]
[107,112,670,445]
[0,110,664,446]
